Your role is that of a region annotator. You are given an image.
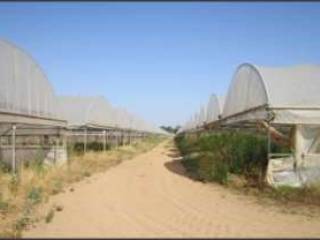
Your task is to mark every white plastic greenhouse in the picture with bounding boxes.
[179,63,320,187]
[0,39,67,171]
[58,96,115,129]
[205,94,225,128]
[58,95,166,149]
[0,39,166,173]
[179,93,224,133]
[0,39,65,126]
[222,63,320,187]
[222,63,320,125]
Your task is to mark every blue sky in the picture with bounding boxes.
[0,2,320,126]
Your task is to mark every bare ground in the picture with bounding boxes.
[25,140,320,238]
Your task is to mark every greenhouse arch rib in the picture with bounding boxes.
[221,63,271,124]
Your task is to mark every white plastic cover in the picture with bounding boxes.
[58,96,116,127]
[267,125,320,187]
[0,39,59,120]
[58,95,165,134]
[198,105,207,126]
[222,63,320,124]
[206,94,225,124]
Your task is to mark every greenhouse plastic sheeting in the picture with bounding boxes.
[206,94,225,124]
[0,39,59,120]
[58,96,116,128]
[58,95,165,134]
[267,125,320,187]
[272,109,320,125]
[222,63,320,124]
[198,105,207,126]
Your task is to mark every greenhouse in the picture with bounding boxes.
[58,95,164,150]
[204,94,225,129]
[222,63,320,187]
[0,39,67,171]
[178,94,225,133]
[58,96,115,129]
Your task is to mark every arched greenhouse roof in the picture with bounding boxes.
[0,39,64,126]
[57,96,116,128]
[222,63,320,124]
[206,94,225,124]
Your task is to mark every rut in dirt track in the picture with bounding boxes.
[25,140,320,238]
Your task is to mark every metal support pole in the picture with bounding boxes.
[264,122,272,185]
[106,129,109,146]
[84,127,87,153]
[103,130,106,151]
[12,124,16,174]
[267,123,271,162]
[64,131,70,169]
[54,131,60,164]
[114,130,118,147]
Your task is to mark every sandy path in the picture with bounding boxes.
[25,140,320,238]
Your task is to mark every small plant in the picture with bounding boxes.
[45,208,55,223]
[0,161,10,173]
[51,179,63,195]
[73,142,85,154]
[9,175,19,195]
[27,187,43,205]
[87,141,104,151]
[0,194,9,214]
[13,215,30,235]
[83,171,91,177]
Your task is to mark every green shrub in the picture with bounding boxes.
[73,142,85,153]
[175,130,289,185]
[72,141,110,153]
[27,187,43,205]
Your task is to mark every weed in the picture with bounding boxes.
[45,208,55,223]
[9,175,19,195]
[27,187,43,205]
[0,198,9,214]
[51,179,64,195]
[13,215,30,235]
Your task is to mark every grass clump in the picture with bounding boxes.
[27,187,43,205]
[45,208,55,223]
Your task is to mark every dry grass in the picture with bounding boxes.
[0,136,164,238]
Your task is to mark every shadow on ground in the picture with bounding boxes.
[164,157,200,183]
[166,148,181,158]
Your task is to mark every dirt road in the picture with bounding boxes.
[25,140,320,238]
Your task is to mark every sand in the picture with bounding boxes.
[25,140,320,238]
